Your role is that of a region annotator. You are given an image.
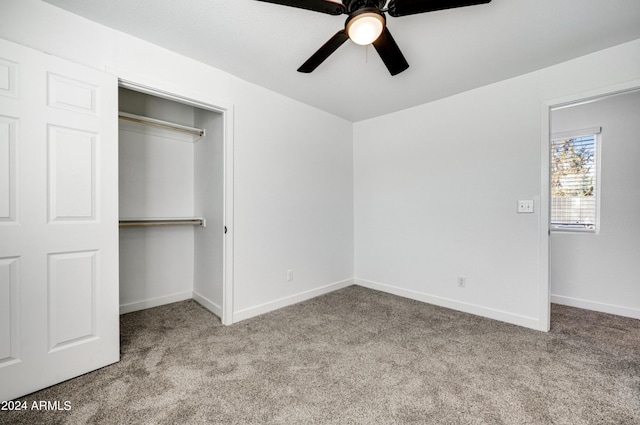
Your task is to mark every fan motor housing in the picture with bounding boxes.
[344,0,386,13]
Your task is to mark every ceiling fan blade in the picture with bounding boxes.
[388,0,491,17]
[372,27,409,76]
[255,0,346,15]
[298,30,349,73]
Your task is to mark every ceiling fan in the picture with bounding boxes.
[255,0,492,76]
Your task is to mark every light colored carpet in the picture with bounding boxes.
[3,286,639,424]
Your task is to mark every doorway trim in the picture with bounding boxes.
[118,78,235,325]
[540,78,640,331]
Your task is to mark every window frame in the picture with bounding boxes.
[550,127,602,234]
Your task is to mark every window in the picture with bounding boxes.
[550,127,601,232]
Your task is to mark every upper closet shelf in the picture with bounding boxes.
[118,112,205,143]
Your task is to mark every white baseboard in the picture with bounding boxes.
[233,278,354,323]
[192,290,223,319]
[551,294,640,320]
[119,290,193,315]
[354,278,542,331]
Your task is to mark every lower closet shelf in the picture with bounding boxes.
[119,217,206,227]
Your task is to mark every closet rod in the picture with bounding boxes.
[118,112,205,137]
[119,218,206,227]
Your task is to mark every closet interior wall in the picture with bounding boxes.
[118,88,224,316]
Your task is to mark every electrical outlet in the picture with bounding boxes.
[287,269,293,281]
[457,277,466,288]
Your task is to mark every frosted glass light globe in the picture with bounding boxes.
[347,13,384,45]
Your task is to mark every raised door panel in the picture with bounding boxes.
[48,251,97,350]
[0,57,18,98]
[47,125,96,222]
[0,257,19,366]
[0,116,17,221]
[47,72,98,115]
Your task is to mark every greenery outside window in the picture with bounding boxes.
[550,127,601,232]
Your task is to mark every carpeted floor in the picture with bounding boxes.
[3,286,639,424]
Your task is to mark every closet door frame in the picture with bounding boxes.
[118,79,234,325]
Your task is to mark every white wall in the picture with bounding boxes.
[550,90,640,319]
[0,0,354,322]
[231,80,354,319]
[354,39,640,330]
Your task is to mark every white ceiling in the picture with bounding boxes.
[42,0,640,122]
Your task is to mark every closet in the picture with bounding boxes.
[117,87,224,318]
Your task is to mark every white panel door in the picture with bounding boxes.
[0,38,119,401]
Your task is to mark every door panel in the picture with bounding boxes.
[47,250,97,351]
[0,38,119,401]
[47,72,99,115]
[0,57,18,98]
[0,115,17,221]
[0,257,19,366]
[47,125,97,221]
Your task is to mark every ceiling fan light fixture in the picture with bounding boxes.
[346,12,385,45]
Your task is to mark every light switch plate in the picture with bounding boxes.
[518,200,534,213]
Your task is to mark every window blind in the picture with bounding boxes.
[550,128,601,231]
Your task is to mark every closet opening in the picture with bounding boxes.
[117,85,227,322]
